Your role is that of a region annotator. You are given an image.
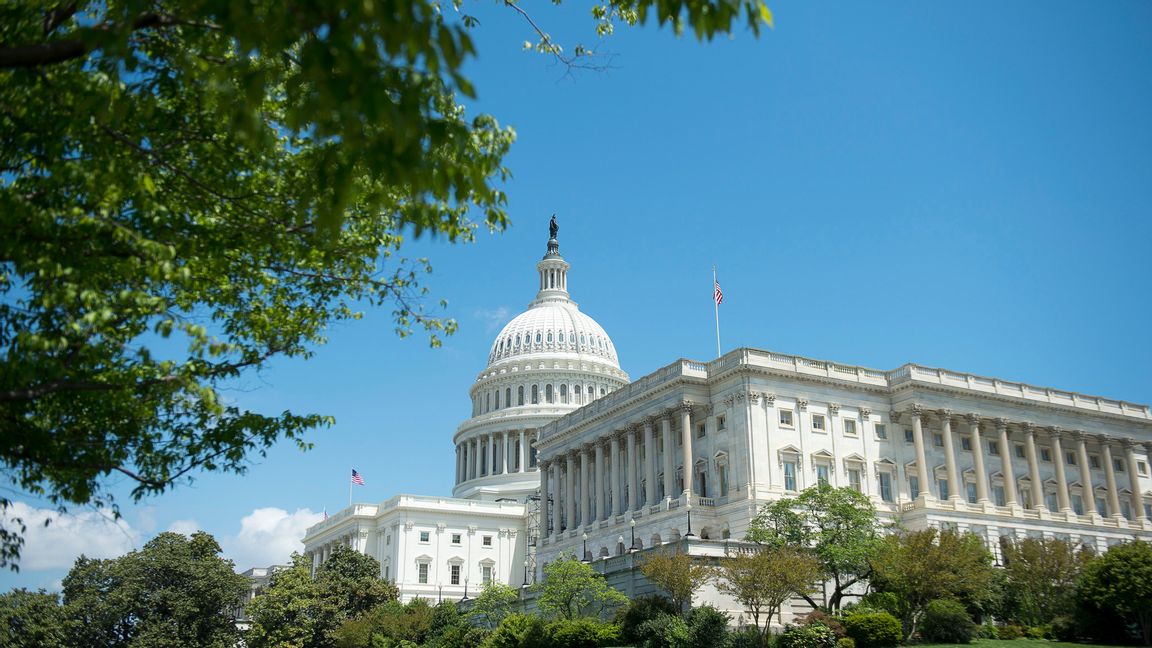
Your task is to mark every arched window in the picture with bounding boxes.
[547,331,553,344]
[580,333,586,344]
[531,385,539,404]
[545,384,554,403]
[574,385,582,404]
[515,334,521,347]
[535,332,542,344]
[494,390,500,409]
[558,331,564,344]
[505,388,511,407]
[560,384,568,404]
[600,387,606,397]
[518,385,525,406]
[485,392,490,413]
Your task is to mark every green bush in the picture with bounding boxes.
[841,612,902,648]
[802,611,846,639]
[617,595,679,644]
[778,623,838,648]
[1049,616,1078,642]
[919,600,977,644]
[636,614,692,648]
[481,613,533,648]
[996,624,1024,640]
[837,638,856,648]
[1023,625,1047,640]
[547,618,620,648]
[977,622,998,640]
[687,605,730,648]
[858,593,901,620]
[727,627,765,648]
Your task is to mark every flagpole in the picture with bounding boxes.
[348,469,352,507]
[713,266,721,358]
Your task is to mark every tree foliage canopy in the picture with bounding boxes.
[712,546,820,638]
[747,483,882,611]
[1076,540,1152,646]
[0,0,771,570]
[534,554,627,621]
[1000,536,1093,627]
[638,547,711,614]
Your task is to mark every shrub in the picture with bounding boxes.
[858,593,901,620]
[802,610,846,639]
[1023,625,1046,640]
[919,600,977,644]
[977,622,998,640]
[727,626,765,648]
[617,595,680,644]
[996,624,1024,640]
[687,605,730,648]
[842,612,902,648]
[547,618,620,648]
[481,613,533,648]
[837,638,856,648]
[1050,616,1078,642]
[636,614,691,648]
[778,623,838,648]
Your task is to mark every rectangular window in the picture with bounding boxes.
[482,565,493,585]
[1122,501,1133,520]
[961,437,972,451]
[848,468,862,492]
[783,460,797,491]
[451,533,462,545]
[386,535,391,545]
[1015,444,1026,459]
[1114,458,1126,473]
[812,414,826,431]
[816,464,830,485]
[450,564,461,585]
[482,535,493,547]
[1090,455,1101,469]
[904,428,915,443]
[717,415,726,431]
[676,432,683,447]
[844,420,857,436]
[1046,492,1059,513]
[1040,448,1052,462]
[993,485,1006,507]
[909,476,920,500]
[419,531,430,543]
[1072,494,1084,516]
[696,423,706,439]
[967,482,978,504]
[878,472,893,502]
[988,441,1000,456]
[1096,497,1108,517]
[1067,451,1077,466]
[1139,461,1149,477]
[779,410,794,427]
[418,563,429,584]
[938,478,950,500]
[875,424,887,440]
[932,433,943,447]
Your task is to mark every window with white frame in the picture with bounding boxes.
[937,477,950,500]
[418,562,430,584]
[450,563,461,585]
[717,415,726,431]
[1139,461,1149,477]
[904,428,914,443]
[482,563,493,585]
[932,433,943,447]
[848,467,862,492]
[993,484,1006,507]
[1072,493,1085,515]
[1096,494,1109,517]
[966,481,978,504]
[419,531,430,543]
[482,535,493,547]
[812,414,826,431]
[1089,454,1101,469]
[779,410,794,427]
[878,471,894,502]
[1067,451,1077,466]
[1015,444,1026,459]
[988,441,1000,456]
[1046,491,1059,513]
[961,437,972,451]
[1114,458,1126,472]
[909,475,921,500]
[816,463,831,485]
[875,423,887,440]
[843,419,857,436]
[716,454,730,497]
[451,533,462,545]
[1040,448,1052,462]
[696,423,706,439]
[783,459,798,492]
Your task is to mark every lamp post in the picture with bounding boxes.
[523,559,530,587]
[581,532,590,563]
[462,577,469,601]
[617,535,625,556]
[629,518,637,552]
[684,502,695,538]
[438,582,443,604]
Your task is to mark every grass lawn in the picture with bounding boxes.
[926,636,1124,641]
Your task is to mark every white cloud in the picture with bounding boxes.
[474,306,511,333]
[220,507,323,569]
[166,519,201,535]
[5,502,140,571]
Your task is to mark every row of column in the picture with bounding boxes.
[903,405,1149,520]
[456,429,534,484]
[540,402,696,539]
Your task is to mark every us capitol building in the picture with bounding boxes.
[302,222,1152,618]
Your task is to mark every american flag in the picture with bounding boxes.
[713,280,724,306]
[351,469,365,485]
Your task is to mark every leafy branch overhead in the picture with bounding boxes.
[0,0,769,569]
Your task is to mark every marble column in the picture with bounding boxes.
[1023,424,1044,510]
[518,429,527,472]
[627,426,640,512]
[503,430,512,474]
[1073,431,1096,515]
[1100,437,1122,518]
[539,460,550,538]
[997,419,1017,506]
[910,406,931,500]
[551,462,562,537]
[680,402,694,498]
[939,410,960,501]
[491,432,500,475]
[968,414,989,504]
[1050,428,1072,513]
[580,445,591,527]
[611,431,623,517]
[564,451,575,532]
[661,413,675,501]
[595,438,607,521]
[473,437,481,480]
[644,417,657,507]
[1123,439,1144,520]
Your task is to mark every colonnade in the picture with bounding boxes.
[540,402,697,540]
[901,405,1151,520]
[456,429,537,484]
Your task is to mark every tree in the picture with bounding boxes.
[534,553,628,621]
[61,531,246,648]
[1000,536,1093,626]
[468,581,520,629]
[1075,540,1152,646]
[747,483,883,611]
[0,0,772,572]
[868,529,995,641]
[0,588,70,648]
[712,546,821,642]
[247,545,399,648]
[639,547,712,614]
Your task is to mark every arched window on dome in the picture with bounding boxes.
[505,387,511,407]
[546,331,553,344]
[600,386,606,397]
[531,385,539,404]
[494,390,500,409]
[535,332,542,345]
[580,333,586,345]
[485,392,490,413]
[518,385,524,406]
[574,384,582,404]
[545,384,554,404]
[515,334,521,347]
[558,331,564,344]
[560,384,568,404]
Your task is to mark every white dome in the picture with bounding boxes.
[486,301,619,368]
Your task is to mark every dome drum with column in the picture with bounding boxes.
[453,227,629,500]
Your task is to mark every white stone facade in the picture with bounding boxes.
[535,349,1152,620]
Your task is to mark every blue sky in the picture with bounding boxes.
[5,0,1152,590]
